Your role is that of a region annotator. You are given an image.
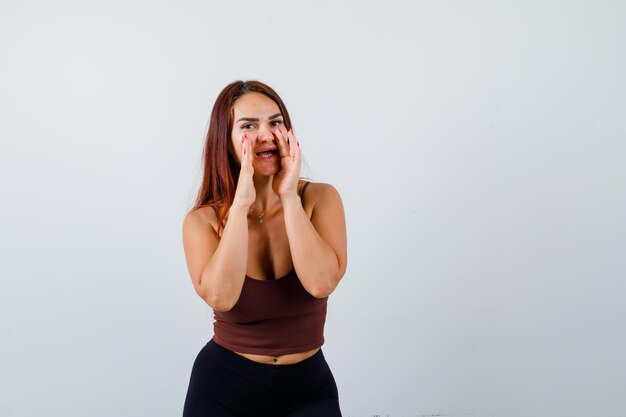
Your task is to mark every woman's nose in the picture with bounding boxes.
[257,126,275,142]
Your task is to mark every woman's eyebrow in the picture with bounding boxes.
[236,113,282,123]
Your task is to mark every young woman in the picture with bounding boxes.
[181,80,347,416]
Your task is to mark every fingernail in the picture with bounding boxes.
[244,147,246,155]
[297,140,300,147]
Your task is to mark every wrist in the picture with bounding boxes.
[280,193,301,208]
[228,203,250,216]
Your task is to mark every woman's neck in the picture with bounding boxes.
[251,175,280,212]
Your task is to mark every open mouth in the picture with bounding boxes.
[255,150,277,159]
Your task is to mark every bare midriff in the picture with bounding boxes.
[233,346,320,365]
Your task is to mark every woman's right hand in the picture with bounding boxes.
[232,133,256,209]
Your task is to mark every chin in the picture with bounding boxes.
[253,164,280,176]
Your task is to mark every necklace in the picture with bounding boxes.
[250,206,266,224]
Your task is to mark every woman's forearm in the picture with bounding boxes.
[281,195,340,298]
[200,204,249,311]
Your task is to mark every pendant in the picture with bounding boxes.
[256,215,264,224]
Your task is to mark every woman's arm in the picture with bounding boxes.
[281,183,348,298]
[182,134,256,312]
[182,204,249,311]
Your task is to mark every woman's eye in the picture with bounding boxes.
[241,120,282,129]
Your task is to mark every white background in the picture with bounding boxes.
[1,1,625,416]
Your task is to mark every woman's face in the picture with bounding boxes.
[230,92,285,175]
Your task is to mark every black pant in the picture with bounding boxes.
[182,338,342,417]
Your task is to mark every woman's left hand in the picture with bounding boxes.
[272,127,301,199]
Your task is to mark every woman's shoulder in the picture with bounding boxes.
[298,180,342,207]
[183,205,220,235]
[299,179,340,192]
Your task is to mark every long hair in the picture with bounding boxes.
[191,80,294,238]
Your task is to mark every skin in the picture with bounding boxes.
[182,92,347,365]
[229,92,300,211]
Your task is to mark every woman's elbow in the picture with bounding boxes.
[311,273,343,298]
[197,281,237,312]
[204,293,236,312]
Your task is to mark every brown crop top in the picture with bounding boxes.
[212,181,329,356]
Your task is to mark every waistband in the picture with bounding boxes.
[207,337,325,373]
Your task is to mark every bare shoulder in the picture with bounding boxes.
[183,205,220,235]
[301,181,343,210]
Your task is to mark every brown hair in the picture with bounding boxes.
[190,80,295,238]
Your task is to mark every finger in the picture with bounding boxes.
[293,133,301,171]
[287,129,296,158]
[275,128,291,158]
[283,127,291,146]
[274,127,286,156]
[242,133,252,170]
[247,133,254,168]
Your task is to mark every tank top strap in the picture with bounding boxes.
[299,181,311,203]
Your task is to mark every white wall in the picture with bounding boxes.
[1,1,624,416]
